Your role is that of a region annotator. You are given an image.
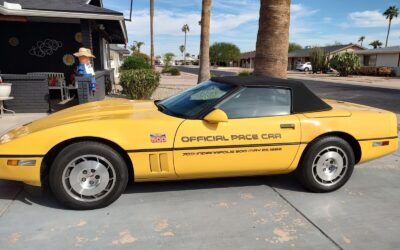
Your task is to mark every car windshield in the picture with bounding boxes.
[156,81,236,119]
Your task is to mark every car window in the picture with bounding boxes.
[216,87,291,119]
[158,81,235,118]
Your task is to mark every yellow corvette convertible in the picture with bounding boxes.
[0,76,398,209]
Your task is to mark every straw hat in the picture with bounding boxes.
[73,47,96,58]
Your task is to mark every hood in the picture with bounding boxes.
[10,99,159,134]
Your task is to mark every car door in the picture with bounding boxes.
[173,86,301,178]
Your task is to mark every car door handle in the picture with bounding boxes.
[280,123,296,129]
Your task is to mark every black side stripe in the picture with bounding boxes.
[357,136,398,142]
[127,141,308,153]
[0,155,45,158]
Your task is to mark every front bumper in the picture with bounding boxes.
[0,157,43,186]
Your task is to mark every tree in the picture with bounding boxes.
[133,41,144,53]
[288,43,302,53]
[163,53,175,68]
[209,42,241,66]
[182,24,190,64]
[358,36,365,46]
[369,40,383,49]
[310,47,329,73]
[198,0,212,84]
[330,52,361,77]
[383,5,399,47]
[254,0,291,78]
[179,45,185,61]
[150,0,155,69]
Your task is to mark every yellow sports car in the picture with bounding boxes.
[0,76,398,209]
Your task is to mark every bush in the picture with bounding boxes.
[238,70,253,76]
[120,53,150,71]
[310,47,329,73]
[330,52,361,76]
[357,66,394,76]
[162,67,181,76]
[119,69,160,99]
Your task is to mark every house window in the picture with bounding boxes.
[364,55,377,66]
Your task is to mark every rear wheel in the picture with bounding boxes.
[304,67,309,72]
[49,142,128,209]
[296,136,355,192]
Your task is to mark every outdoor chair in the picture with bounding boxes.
[27,72,67,100]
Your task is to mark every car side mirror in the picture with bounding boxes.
[204,109,228,123]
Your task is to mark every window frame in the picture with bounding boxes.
[199,85,294,120]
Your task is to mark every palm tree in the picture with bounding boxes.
[383,5,399,47]
[358,36,365,47]
[134,41,145,53]
[198,0,212,83]
[253,0,291,79]
[150,0,155,68]
[369,40,383,49]
[179,45,185,62]
[181,24,190,64]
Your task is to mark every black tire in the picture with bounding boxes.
[296,136,355,192]
[49,142,129,209]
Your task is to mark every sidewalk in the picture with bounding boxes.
[0,113,47,134]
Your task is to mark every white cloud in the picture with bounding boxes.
[125,9,258,37]
[291,3,319,20]
[349,10,400,28]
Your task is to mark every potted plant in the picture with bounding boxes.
[0,74,12,98]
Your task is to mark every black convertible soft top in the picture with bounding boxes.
[211,76,332,113]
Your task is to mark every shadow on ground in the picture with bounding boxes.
[0,174,307,210]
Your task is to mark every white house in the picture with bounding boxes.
[355,46,400,76]
[110,44,130,81]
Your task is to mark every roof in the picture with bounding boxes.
[355,46,400,55]
[288,44,365,58]
[0,0,127,43]
[211,76,332,113]
[1,0,121,15]
[110,44,130,54]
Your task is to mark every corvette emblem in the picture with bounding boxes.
[150,133,167,143]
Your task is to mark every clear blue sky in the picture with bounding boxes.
[104,0,400,57]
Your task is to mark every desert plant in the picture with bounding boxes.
[369,40,383,49]
[120,53,150,71]
[329,52,361,77]
[238,70,253,76]
[119,69,160,99]
[162,67,181,76]
[310,47,329,73]
[163,53,175,68]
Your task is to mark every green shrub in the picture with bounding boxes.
[330,52,361,77]
[119,69,160,99]
[120,53,150,71]
[162,67,181,76]
[238,70,253,76]
[310,47,329,73]
[163,53,175,68]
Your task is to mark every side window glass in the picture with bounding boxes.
[217,87,291,119]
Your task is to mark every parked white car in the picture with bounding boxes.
[296,62,312,72]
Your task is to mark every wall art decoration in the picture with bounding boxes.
[75,32,83,43]
[29,39,63,58]
[8,37,19,47]
[63,54,75,66]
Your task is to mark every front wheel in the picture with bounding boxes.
[49,142,129,209]
[296,136,355,192]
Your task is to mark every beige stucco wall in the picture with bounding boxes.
[376,53,399,67]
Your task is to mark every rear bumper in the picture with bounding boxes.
[0,157,42,186]
[359,136,399,163]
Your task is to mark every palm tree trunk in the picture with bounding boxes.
[385,18,392,48]
[198,0,211,83]
[150,0,155,69]
[254,0,291,79]
[184,32,187,64]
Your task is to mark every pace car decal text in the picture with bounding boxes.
[181,133,282,143]
[182,147,282,156]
